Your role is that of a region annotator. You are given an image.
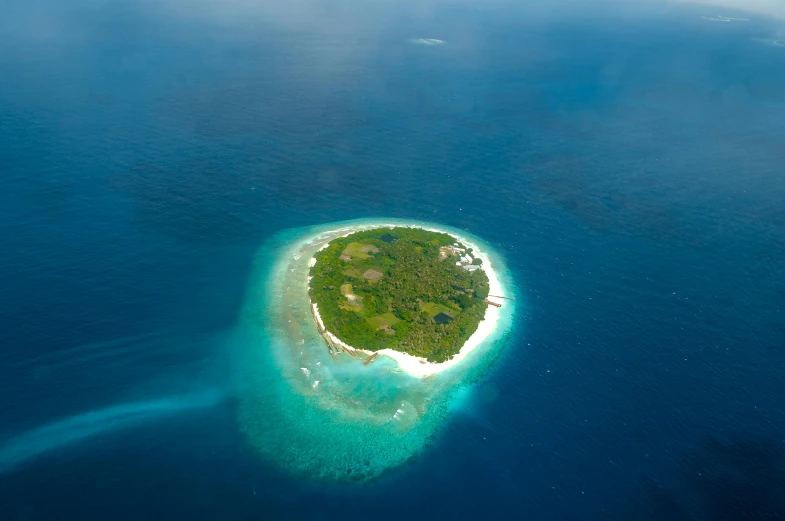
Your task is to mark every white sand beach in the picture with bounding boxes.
[307,224,505,378]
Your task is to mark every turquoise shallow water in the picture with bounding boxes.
[235,219,518,481]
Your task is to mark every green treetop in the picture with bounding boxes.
[309,227,490,362]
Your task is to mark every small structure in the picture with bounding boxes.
[488,294,515,301]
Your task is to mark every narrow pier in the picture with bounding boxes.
[488,294,514,301]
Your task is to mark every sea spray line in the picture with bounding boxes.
[11,331,163,369]
[11,328,202,370]
[0,390,223,474]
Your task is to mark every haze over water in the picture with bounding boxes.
[2,0,785,519]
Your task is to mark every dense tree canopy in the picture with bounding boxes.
[309,227,489,362]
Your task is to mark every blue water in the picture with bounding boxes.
[2,0,785,518]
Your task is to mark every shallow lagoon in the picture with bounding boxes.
[236,218,517,481]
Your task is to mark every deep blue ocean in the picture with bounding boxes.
[2,0,785,519]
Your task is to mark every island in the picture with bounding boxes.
[307,226,505,376]
[238,219,514,481]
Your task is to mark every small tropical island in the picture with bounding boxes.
[239,219,514,480]
[308,226,502,370]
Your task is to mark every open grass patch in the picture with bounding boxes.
[379,312,400,326]
[340,283,363,311]
[368,313,400,328]
[368,312,400,335]
[420,302,455,318]
[363,269,384,281]
[343,267,362,278]
[342,242,379,260]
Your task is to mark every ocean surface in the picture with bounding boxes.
[1,0,784,519]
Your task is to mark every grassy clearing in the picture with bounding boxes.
[368,312,400,331]
[378,312,400,326]
[343,267,362,278]
[342,242,379,260]
[342,242,369,260]
[340,283,363,311]
[363,269,384,281]
[420,302,454,318]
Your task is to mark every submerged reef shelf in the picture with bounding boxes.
[235,218,518,482]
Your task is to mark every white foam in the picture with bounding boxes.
[409,38,446,45]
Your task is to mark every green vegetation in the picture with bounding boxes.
[309,227,490,362]
[420,302,455,318]
[342,242,378,260]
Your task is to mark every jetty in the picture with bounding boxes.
[363,353,379,366]
[485,299,502,308]
[488,294,514,301]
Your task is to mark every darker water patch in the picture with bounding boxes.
[642,437,785,520]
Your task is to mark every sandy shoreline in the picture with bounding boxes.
[307,224,505,378]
